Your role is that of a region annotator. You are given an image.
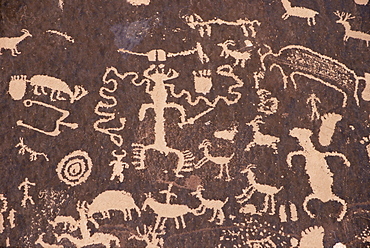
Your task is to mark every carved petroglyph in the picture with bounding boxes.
[244,115,280,154]
[119,42,209,64]
[261,45,365,106]
[46,30,74,43]
[334,11,370,47]
[35,234,63,248]
[195,140,234,181]
[299,226,324,248]
[87,190,141,228]
[280,0,319,26]
[53,201,121,247]
[17,100,78,136]
[193,69,212,94]
[354,0,369,4]
[279,202,298,222]
[56,150,92,186]
[18,178,35,208]
[8,209,16,229]
[214,125,238,141]
[257,89,279,116]
[142,193,197,231]
[0,195,7,233]
[191,185,228,225]
[129,225,164,248]
[15,138,49,161]
[58,0,64,10]
[94,67,130,147]
[218,40,252,68]
[181,13,260,37]
[318,113,342,146]
[287,128,350,221]
[236,164,283,215]
[356,226,370,243]
[306,93,321,121]
[127,0,151,6]
[0,29,32,56]
[109,150,129,183]
[9,75,88,103]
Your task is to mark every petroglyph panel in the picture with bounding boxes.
[0,0,369,247]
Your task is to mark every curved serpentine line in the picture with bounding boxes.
[167,65,244,107]
[94,67,148,147]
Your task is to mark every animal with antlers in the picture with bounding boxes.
[235,164,283,215]
[142,193,197,231]
[129,225,164,248]
[196,140,234,181]
[191,185,228,225]
[280,0,319,26]
[218,40,252,68]
[334,11,370,47]
[244,115,280,154]
[0,29,32,56]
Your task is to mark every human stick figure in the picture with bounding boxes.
[18,178,36,208]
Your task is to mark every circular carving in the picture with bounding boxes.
[56,150,92,186]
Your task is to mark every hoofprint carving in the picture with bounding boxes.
[260,44,370,107]
[244,115,280,154]
[87,190,141,228]
[280,0,319,26]
[142,192,198,231]
[0,29,32,56]
[191,185,228,225]
[8,75,88,103]
[195,139,234,181]
[334,11,370,47]
[235,164,283,215]
[287,128,350,221]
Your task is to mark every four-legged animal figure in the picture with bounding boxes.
[191,185,228,225]
[245,115,280,154]
[236,164,283,215]
[287,127,350,221]
[195,139,234,181]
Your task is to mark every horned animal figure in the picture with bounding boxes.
[217,40,251,68]
[287,127,350,221]
[87,190,141,228]
[334,11,370,47]
[196,139,234,181]
[280,0,319,26]
[142,193,196,231]
[0,29,32,56]
[191,185,228,225]
[235,164,283,215]
[129,225,165,248]
[244,115,280,154]
[8,75,88,103]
